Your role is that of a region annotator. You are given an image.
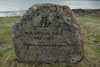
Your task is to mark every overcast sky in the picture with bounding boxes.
[0,0,100,11]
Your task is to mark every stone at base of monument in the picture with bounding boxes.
[13,3,84,63]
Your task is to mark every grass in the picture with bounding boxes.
[0,16,100,67]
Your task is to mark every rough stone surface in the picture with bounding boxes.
[13,3,84,63]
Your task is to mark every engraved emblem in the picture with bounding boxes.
[39,16,51,27]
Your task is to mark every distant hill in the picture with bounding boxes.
[0,10,26,17]
[0,9,100,17]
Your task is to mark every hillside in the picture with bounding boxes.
[0,15,100,67]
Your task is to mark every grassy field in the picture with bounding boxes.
[0,16,100,67]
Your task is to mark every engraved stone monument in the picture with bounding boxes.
[13,3,84,63]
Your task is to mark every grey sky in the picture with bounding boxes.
[0,0,100,11]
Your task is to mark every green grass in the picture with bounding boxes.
[0,16,100,67]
